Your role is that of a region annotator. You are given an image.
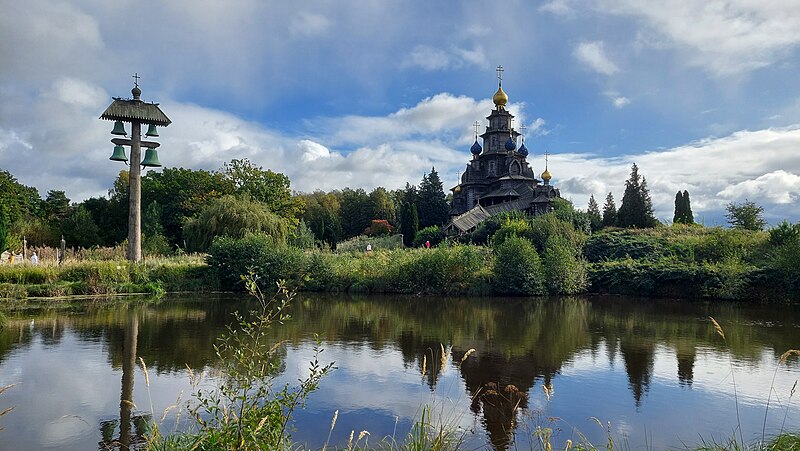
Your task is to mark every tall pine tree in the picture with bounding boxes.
[587,195,602,231]
[417,167,449,229]
[399,202,418,247]
[617,163,657,228]
[602,192,617,227]
[682,190,694,224]
[673,191,684,224]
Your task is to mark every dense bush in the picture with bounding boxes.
[412,225,444,248]
[206,234,305,292]
[583,231,682,262]
[491,218,533,247]
[542,236,588,295]
[492,235,545,296]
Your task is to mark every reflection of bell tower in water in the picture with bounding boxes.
[99,314,149,450]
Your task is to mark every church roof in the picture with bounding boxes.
[481,187,521,199]
[448,205,491,232]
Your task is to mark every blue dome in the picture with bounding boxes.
[470,140,482,155]
[518,143,528,156]
[504,136,516,151]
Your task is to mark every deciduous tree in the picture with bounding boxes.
[725,200,765,231]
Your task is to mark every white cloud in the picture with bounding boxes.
[600,0,800,76]
[574,41,620,75]
[289,12,332,38]
[551,127,800,223]
[401,45,488,71]
[540,0,576,16]
[612,96,630,108]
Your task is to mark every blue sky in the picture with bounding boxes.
[2,0,800,224]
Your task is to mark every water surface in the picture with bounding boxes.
[0,294,798,450]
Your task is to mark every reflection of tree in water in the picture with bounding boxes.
[619,338,655,407]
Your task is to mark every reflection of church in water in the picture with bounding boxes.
[446,66,561,234]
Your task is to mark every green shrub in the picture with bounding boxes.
[492,235,545,296]
[491,218,533,247]
[542,236,588,295]
[206,234,306,292]
[412,225,444,248]
[529,213,585,254]
[768,220,800,247]
[583,231,682,262]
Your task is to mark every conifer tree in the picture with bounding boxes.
[417,167,449,229]
[399,202,419,247]
[602,192,617,227]
[682,190,694,224]
[587,195,602,231]
[673,190,684,224]
[617,163,657,228]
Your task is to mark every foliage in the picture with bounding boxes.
[542,236,588,295]
[222,158,301,221]
[206,234,305,292]
[583,231,686,262]
[528,213,586,254]
[0,170,42,225]
[417,167,450,229]
[491,218,533,247]
[769,220,800,247]
[673,190,694,224]
[602,192,617,228]
[142,167,231,246]
[726,200,766,231]
[297,190,341,246]
[412,225,444,248]
[0,206,7,253]
[183,195,291,253]
[339,188,374,240]
[288,221,317,250]
[587,194,602,231]
[617,163,657,228]
[60,205,102,249]
[492,235,546,295]
[399,202,419,247]
[364,219,393,236]
[152,276,332,450]
[43,190,70,223]
[335,234,404,253]
[369,186,397,225]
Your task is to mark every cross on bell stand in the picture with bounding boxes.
[100,74,171,262]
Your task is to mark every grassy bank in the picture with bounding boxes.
[0,255,213,300]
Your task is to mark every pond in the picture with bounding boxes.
[0,294,798,450]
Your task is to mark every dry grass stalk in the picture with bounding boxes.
[709,316,725,340]
[460,348,476,363]
[421,355,427,377]
[347,430,354,449]
[0,384,16,397]
[322,409,338,451]
[139,357,150,387]
[439,344,449,375]
[779,349,800,364]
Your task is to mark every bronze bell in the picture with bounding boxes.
[111,120,127,136]
[109,145,127,162]
[140,148,162,167]
[145,124,159,137]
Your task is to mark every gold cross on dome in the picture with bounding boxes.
[496,65,504,85]
[132,73,140,87]
[473,121,481,138]
[520,124,527,141]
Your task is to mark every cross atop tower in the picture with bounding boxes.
[473,121,481,139]
[496,65,504,86]
[132,73,140,88]
[520,124,527,142]
[544,150,550,167]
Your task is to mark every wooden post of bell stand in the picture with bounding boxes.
[128,120,142,262]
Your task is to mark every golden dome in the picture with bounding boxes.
[454,185,462,193]
[541,168,552,182]
[493,86,508,107]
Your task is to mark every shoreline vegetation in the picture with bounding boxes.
[1,216,799,303]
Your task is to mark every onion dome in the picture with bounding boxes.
[470,140,482,155]
[504,136,516,151]
[132,85,141,99]
[493,86,508,107]
[454,185,462,193]
[518,143,528,156]
[541,168,552,182]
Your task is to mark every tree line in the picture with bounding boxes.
[0,161,451,253]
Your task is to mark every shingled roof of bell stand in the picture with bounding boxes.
[99,98,171,126]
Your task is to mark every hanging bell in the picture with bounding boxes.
[145,123,159,137]
[109,145,128,162]
[111,120,127,136]
[140,148,162,167]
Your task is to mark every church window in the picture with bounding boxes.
[488,161,496,176]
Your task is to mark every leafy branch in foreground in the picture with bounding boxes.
[151,273,333,450]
